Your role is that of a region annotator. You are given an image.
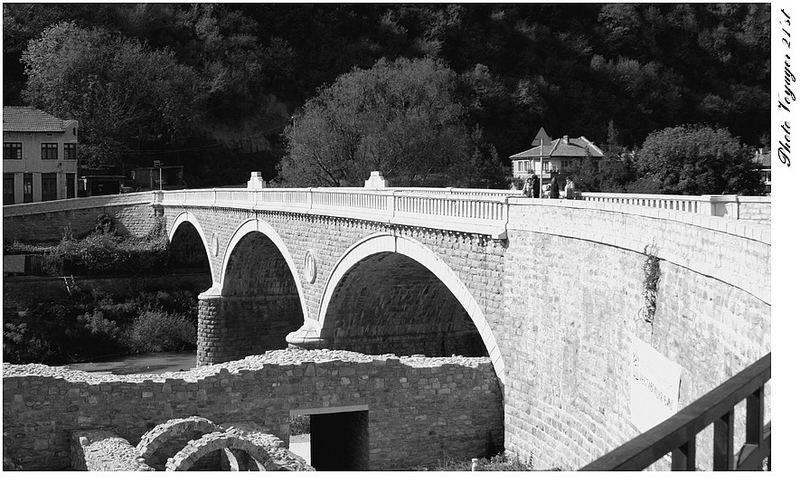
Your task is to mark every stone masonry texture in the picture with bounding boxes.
[2,197,770,471]
[3,350,503,470]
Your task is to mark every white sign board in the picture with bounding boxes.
[629,336,683,432]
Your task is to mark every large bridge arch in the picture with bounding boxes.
[195,218,306,364]
[317,233,506,383]
[219,218,308,320]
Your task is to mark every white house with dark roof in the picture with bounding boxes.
[510,132,604,180]
[3,106,79,204]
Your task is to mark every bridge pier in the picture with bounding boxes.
[284,320,329,350]
[197,286,305,365]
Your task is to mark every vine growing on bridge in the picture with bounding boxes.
[641,243,661,325]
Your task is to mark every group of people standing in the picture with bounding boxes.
[521,175,576,199]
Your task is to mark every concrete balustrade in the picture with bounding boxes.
[580,193,770,223]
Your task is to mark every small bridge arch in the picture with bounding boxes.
[167,211,215,280]
[219,217,308,320]
[317,233,506,382]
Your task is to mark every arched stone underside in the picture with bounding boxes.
[196,224,305,365]
[135,416,222,470]
[321,252,487,358]
[316,234,506,382]
[168,212,214,281]
[165,423,312,471]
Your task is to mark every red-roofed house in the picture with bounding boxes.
[510,133,604,180]
[3,106,78,204]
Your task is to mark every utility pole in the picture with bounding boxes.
[154,160,163,191]
[532,127,551,199]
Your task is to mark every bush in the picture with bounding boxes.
[634,125,765,195]
[41,232,169,276]
[126,310,196,353]
[422,452,541,471]
[290,415,311,435]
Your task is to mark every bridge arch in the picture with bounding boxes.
[167,211,214,281]
[219,218,308,320]
[317,233,506,382]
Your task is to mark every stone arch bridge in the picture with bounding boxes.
[3,185,770,470]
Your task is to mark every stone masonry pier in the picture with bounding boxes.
[2,349,503,470]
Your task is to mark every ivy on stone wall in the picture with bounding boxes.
[641,243,661,325]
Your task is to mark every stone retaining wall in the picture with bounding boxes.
[2,349,503,470]
[3,202,159,242]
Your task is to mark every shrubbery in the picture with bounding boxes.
[5,213,169,276]
[127,311,196,353]
[289,415,311,435]
[40,232,168,276]
[419,452,544,471]
[3,287,200,364]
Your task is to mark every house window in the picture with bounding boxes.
[64,143,77,160]
[3,173,15,204]
[66,173,75,199]
[42,143,58,160]
[23,173,33,203]
[4,142,22,159]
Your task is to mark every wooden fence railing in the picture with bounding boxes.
[581,353,770,471]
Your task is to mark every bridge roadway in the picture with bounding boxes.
[2,185,770,470]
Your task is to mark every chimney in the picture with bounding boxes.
[563,135,569,143]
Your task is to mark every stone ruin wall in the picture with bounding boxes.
[2,349,503,471]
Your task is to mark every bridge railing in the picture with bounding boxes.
[579,193,770,222]
[580,353,771,471]
[2,192,153,217]
[156,188,511,238]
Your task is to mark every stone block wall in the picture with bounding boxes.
[3,202,159,243]
[737,198,771,224]
[498,200,770,470]
[3,350,503,471]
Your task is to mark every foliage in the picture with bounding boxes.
[21,22,201,169]
[419,452,546,471]
[633,125,765,195]
[641,244,661,325]
[40,231,168,276]
[126,311,196,353]
[4,4,770,186]
[3,285,202,364]
[280,57,496,187]
[289,415,311,435]
[570,152,638,193]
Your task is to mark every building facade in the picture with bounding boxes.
[3,106,79,205]
[510,134,604,180]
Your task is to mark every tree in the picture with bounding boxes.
[633,125,764,195]
[21,22,200,168]
[280,57,498,187]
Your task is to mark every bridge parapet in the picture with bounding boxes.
[157,187,511,239]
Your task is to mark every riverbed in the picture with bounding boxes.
[64,351,197,375]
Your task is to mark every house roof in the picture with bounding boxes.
[3,106,76,133]
[510,135,604,160]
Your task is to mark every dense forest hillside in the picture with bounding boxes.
[3,3,770,188]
